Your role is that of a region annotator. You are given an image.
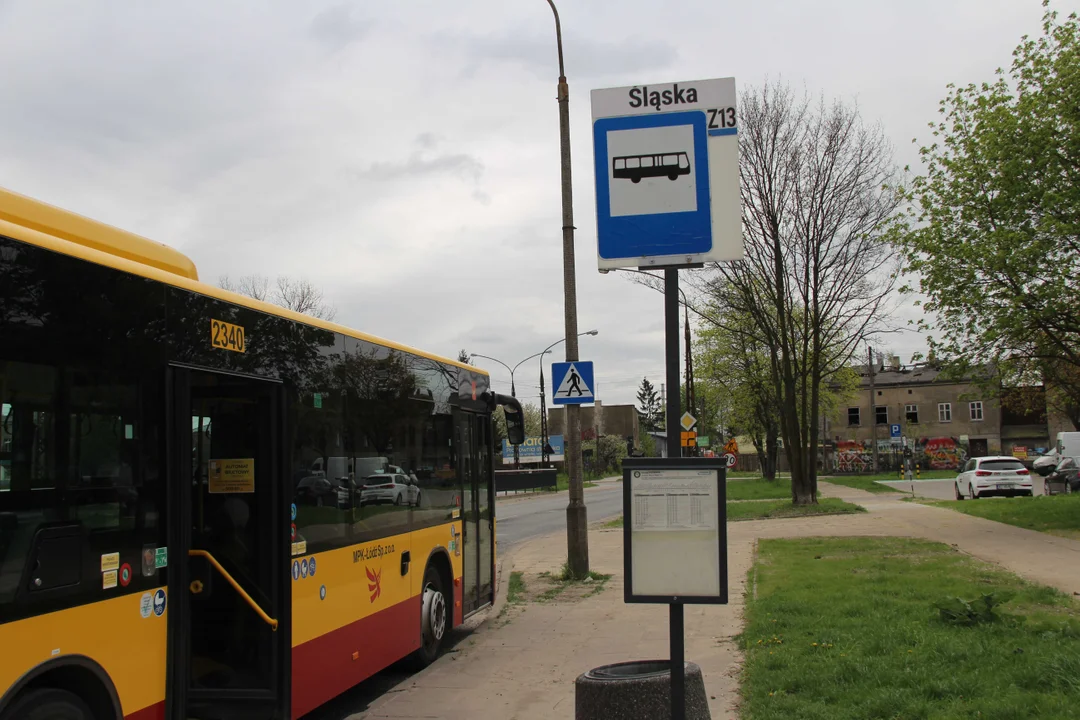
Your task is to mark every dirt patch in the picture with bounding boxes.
[524,569,613,604]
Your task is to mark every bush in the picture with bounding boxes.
[582,434,630,474]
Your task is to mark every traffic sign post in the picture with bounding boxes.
[592,78,740,720]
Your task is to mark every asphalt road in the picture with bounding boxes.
[494,482,624,548]
[878,477,1045,500]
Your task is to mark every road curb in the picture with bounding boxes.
[490,541,515,620]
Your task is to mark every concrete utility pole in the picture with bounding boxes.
[545,0,588,578]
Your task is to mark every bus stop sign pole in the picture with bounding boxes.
[665,267,686,720]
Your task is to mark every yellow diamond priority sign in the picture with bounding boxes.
[680,412,697,432]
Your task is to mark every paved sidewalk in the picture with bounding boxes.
[353,481,1080,719]
[358,523,744,720]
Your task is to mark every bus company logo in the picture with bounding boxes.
[366,566,382,603]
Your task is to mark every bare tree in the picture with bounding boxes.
[219,274,337,322]
[218,274,271,302]
[699,81,903,504]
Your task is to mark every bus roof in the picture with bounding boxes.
[0,186,484,375]
[0,186,200,281]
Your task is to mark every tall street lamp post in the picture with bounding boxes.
[471,351,550,468]
[539,330,599,468]
[542,0,589,578]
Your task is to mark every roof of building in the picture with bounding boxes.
[850,363,989,388]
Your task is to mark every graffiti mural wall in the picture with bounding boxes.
[919,437,968,470]
[832,437,968,472]
[835,440,874,473]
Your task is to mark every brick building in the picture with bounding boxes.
[826,358,1055,472]
[545,401,640,443]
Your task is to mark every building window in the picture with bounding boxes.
[847,407,861,426]
[875,406,888,425]
[938,403,952,422]
[970,401,984,422]
[905,404,919,424]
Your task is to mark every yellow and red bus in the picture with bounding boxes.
[0,188,524,720]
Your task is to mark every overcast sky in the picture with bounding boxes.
[2,0,1076,407]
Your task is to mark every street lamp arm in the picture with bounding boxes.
[469,353,512,377]
[544,0,566,79]
[542,329,598,360]
[513,350,551,376]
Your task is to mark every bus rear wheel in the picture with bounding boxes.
[408,564,447,669]
[1,688,95,720]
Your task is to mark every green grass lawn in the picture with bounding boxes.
[601,498,864,527]
[929,494,1080,540]
[820,475,904,494]
[555,472,602,491]
[740,536,1080,719]
[727,498,865,521]
[727,478,792,501]
[729,470,777,479]
[507,571,525,604]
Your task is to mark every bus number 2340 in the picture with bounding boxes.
[210,319,246,353]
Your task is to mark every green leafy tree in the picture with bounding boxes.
[901,2,1080,428]
[695,308,782,479]
[582,434,630,474]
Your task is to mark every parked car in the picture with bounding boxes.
[295,474,342,507]
[359,473,420,506]
[954,456,1033,499]
[1043,457,1080,494]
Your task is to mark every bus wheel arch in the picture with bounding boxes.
[0,655,122,720]
[408,550,453,670]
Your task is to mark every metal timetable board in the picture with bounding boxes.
[622,457,728,604]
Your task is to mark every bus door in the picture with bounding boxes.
[167,368,290,720]
[459,412,494,617]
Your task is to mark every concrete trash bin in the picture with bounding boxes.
[574,660,711,720]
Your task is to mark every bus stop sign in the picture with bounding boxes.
[591,77,742,270]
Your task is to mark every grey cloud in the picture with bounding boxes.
[357,151,484,184]
[439,27,678,81]
[309,4,373,52]
[415,132,441,150]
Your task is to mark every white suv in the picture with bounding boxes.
[954,456,1034,499]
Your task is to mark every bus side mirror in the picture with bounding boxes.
[505,408,526,446]
[486,392,526,445]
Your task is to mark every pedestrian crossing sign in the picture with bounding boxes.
[551,361,595,406]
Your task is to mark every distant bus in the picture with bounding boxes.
[0,187,524,720]
[612,151,691,182]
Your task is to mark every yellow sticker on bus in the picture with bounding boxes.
[210,318,245,352]
[208,458,255,493]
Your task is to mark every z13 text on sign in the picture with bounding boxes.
[591,77,742,270]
